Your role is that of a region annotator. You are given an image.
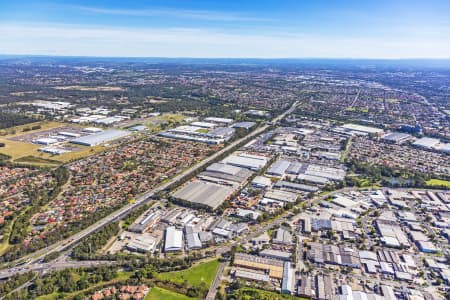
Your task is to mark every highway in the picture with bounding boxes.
[0,100,298,280]
[0,258,114,280]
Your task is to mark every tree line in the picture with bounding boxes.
[0,113,39,130]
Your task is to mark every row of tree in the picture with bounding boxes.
[0,112,39,130]
[71,222,120,260]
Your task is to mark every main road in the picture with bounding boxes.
[0,101,298,279]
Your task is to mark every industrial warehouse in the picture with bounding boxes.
[159,116,238,144]
[198,163,253,185]
[70,129,131,146]
[164,226,183,252]
[171,151,270,210]
[172,181,236,210]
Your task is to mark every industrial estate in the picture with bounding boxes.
[0,55,449,300]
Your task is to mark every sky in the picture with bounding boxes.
[0,0,449,58]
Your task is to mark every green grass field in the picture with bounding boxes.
[0,137,41,160]
[156,259,219,288]
[426,179,450,188]
[145,287,195,300]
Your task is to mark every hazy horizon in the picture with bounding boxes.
[1,0,450,58]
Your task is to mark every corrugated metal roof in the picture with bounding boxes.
[186,232,202,249]
[204,117,233,124]
[172,181,235,210]
[70,129,130,146]
[267,160,291,176]
[164,226,183,251]
[222,155,268,170]
[231,121,256,129]
[282,262,295,294]
[208,127,235,137]
[412,137,440,149]
[206,163,242,176]
[286,161,302,174]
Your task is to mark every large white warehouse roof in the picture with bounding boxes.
[70,129,130,146]
[164,226,183,252]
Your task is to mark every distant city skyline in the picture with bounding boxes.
[1,0,450,58]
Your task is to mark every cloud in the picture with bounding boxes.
[0,23,449,58]
[70,5,274,22]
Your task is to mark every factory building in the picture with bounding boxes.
[190,121,217,128]
[235,208,260,221]
[381,286,396,300]
[93,116,126,125]
[233,253,285,279]
[260,249,291,261]
[273,228,293,245]
[222,152,269,171]
[251,176,272,189]
[281,262,296,295]
[38,147,69,155]
[70,129,130,146]
[274,180,319,193]
[204,117,234,124]
[164,226,183,252]
[34,137,59,145]
[82,127,103,133]
[297,174,329,185]
[172,181,236,210]
[128,211,160,233]
[231,121,256,129]
[266,159,291,177]
[199,163,252,185]
[233,269,270,283]
[126,234,157,253]
[184,225,202,250]
[58,131,81,138]
[412,137,441,150]
[382,132,413,144]
[185,234,202,250]
[128,124,147,131]
[286,161,303,175]
[339,123,384,136]
[264,190,298,204]
[207,127,235,139]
